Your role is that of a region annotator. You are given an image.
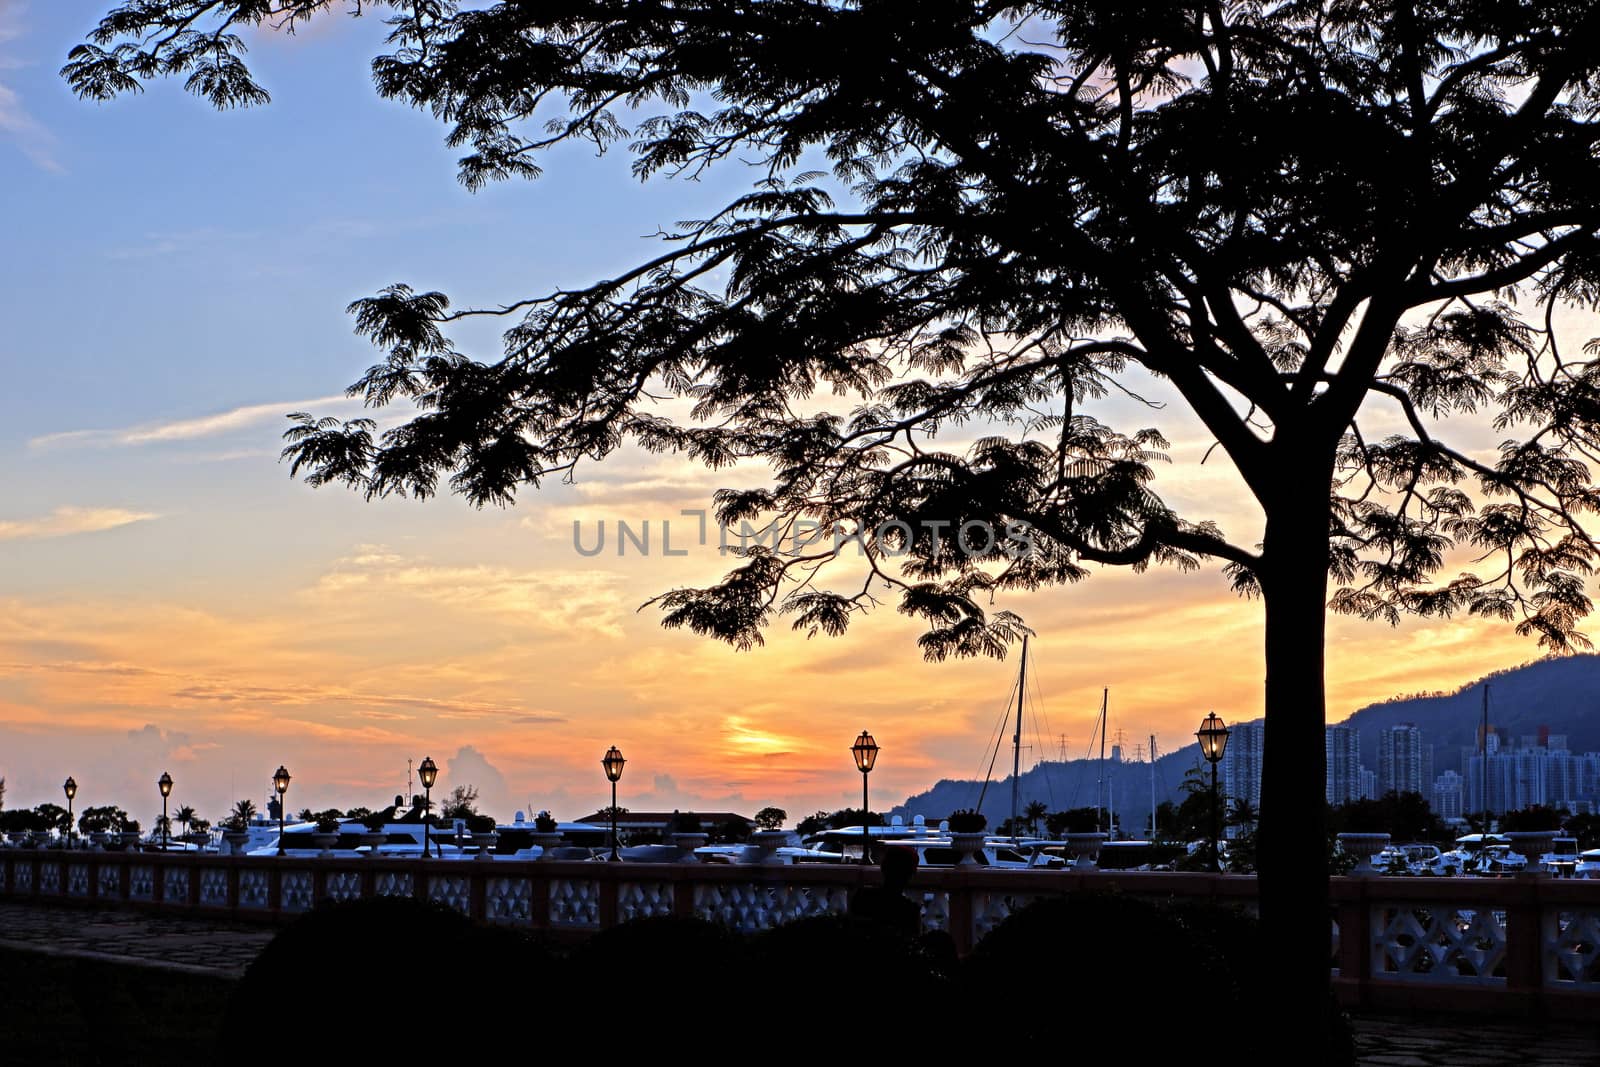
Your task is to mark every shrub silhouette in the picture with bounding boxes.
[221,896,552,1061]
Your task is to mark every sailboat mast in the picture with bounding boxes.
[1097,688,1108,834]
[1011,635,1027,842]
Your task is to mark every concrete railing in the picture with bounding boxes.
[3,850,1597,1017]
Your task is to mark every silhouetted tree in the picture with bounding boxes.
[33,804,70,835]
[439,785,480,820]
[1564,812,1600,849]
[828,808,883,830]
[714,817,751,843]
[754,806,788,830]
[71,2,1600,1041]
[174,805,196,837]
[1044,807,1102,837]
[1330,792,1449,841]
[795,811,832,836]
[1023,800,1049,836]
[1500,804,1564,832]
[223,799,256,832]
[77,806,130,835]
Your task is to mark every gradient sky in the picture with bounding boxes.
[0,2,1586,828]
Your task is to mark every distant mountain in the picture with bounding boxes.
[890,747,1202,836]
[1339,654,1600,774]
[888,654,1600,829]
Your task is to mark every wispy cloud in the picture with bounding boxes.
[0,506,157,542]
[104,227,258,261]
[0,2,60,173]
[29,395,352,452]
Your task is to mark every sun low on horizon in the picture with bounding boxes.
[0,3,1577,827]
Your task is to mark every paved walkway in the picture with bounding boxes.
[1351,1014,1600,1065]
[3,902,1599,1062]
[0,901,274,977]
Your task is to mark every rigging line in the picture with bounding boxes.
[1067,697,1105,812]
[1027,701,1052,810]
[1024,680,1057,811]
[1025,666,1060,808]
[971,674,1017,794]
[975,675,1020,811]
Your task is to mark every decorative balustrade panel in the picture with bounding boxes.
[199,868,230,907]
[4,850,1600,1019]
[1548,909,1600,987]
[324,870,363,904]
[549,878,600,928]
[280,870,314,913]
[37,861,61,896]
[239,868,271,910]
[618,880,673,922]
[429,874,471,915]
[373,870,413,898]
[692,881,850,933]
[485,877,533,925]
[1372,903,1506,985]
[972,891,1041,943]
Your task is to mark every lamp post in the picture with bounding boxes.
[158,771,173,851]
[418,756,438,858]
[851,731,879,864]
[63,776,77,849]
[1196,712,1231,874]
[602,746,625,861]
[272,765,291,856]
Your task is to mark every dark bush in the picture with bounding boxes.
[221,897,553,1061]
[749,915,945,1027]
[567,915,740,1006]
[964,894,1353,1065]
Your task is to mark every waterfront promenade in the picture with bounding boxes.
[1,900,1596,1064]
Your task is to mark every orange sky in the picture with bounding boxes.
[0,424,1558,826]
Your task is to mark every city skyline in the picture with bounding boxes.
[0,3,1588,824]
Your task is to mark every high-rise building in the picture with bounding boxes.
[1379,723,1427,796]
[1325,724,1362,805]
[1360,767,1378,801]
[1432,770,1464,820]
[1220,720,1265,811]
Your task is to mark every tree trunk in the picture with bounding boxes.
[1256,483,1337,1057]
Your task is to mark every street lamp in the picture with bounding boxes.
[1196,712,1231,874]
[158,771,173,851]
[418,756,438,858]
[852,731,879,864]
[602,746,626,861]
[272,765,291,856]
[63,776,77,849]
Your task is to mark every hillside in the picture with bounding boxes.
[888,654,1600,829]
[1340,654,1600,773]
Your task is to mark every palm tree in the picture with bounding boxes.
[175,805,196,837]
[1024,801,1049,836]
[1229,799,1259,833]
[229,798,257,830]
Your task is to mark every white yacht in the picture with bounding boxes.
[1575,849,1600,879]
